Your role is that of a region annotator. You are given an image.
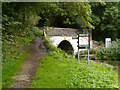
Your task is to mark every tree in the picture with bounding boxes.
[36,2,94,29]
[2,2,94,38]
[90,2,119,41]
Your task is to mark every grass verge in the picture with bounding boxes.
[2,34,35,88]
[29,36,118,88]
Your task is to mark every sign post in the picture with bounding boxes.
[78,34,89,64]
[72,34,90,64]
[88,47,89,65]
[78,49,80,63]
[78,34,80,63]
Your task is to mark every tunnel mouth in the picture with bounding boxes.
[57,40,74,55]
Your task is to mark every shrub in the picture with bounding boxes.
[98,41,104,45]
[42,36,69,59]
[32,27,43,35]
[95,39,120,60]
[75,49,96,58]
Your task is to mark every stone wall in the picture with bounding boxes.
[44,27,93,55]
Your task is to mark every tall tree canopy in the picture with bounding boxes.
[90,2,119,41]
[3,2,119,41]
[2,2,94,39]
[39,2,94,29]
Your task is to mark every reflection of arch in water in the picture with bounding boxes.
[57,40,74,55]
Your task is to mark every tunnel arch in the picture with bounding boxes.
[57,40,74,55]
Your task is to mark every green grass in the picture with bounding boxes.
[118,78,120,89]
[30,54,118,88]
[2,52,30,87]
[29,36,118,88]
[2,34,35,88]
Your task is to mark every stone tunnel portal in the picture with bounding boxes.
[57,40,74,55]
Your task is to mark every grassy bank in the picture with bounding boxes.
[30,36,118,88]
[2,35,35,87]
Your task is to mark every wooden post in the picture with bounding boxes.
[90,30,92,49]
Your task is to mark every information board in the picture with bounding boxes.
[79,34,89,48]
[79,37,89,46]
[77,34,90,64]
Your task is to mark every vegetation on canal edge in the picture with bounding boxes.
[2,2,42,87]
[29,36,118,88]
[2,26,43,88]
[75,39,120,60]
[2,34,35,87]
[95,39,120,60]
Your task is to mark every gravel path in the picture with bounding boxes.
[9,35,46,88]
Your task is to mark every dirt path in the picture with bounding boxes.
[10,35,46,88]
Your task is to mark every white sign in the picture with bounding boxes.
[79,37,89,46]
[105,38,111,48]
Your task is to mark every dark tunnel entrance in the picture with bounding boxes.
[58,40,74,55]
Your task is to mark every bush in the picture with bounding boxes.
[80,49,96,55]
[75,49,96,58]
[42,36,69,59]
[98,41,104,45]
[95,39,120,60]
[32,27,43,35]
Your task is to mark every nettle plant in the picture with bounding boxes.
[95,39,120,60]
